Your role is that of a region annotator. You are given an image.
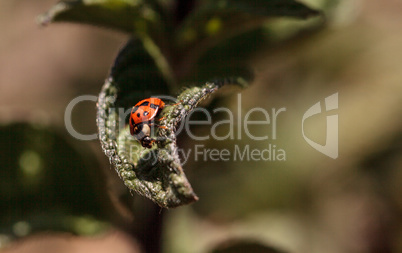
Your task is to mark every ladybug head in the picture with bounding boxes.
[140,136,153,148]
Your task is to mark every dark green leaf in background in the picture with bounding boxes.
[111,39,171,107]
[173,0,320,81]
[211,240,287,253]
[38,0,165,35]
[0,123,110,238]
[177,0,320,45]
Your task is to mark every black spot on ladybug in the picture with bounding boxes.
[137,113,140,118]
[140,101,149,106]
[143,111,149,116]
[150,103,158,109]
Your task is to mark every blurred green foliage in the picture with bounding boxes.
[0,123,110,238]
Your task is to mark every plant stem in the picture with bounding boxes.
[131,204,165,253]
[176,0,196,24]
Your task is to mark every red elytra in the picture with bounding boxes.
[129,97,165,136]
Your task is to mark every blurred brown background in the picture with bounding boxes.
[0,0,401,253]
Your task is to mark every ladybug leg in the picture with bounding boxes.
[155,125,168,130]
[140,136,155,149]
[168,100,182,106]
[148,138,158,149]
[149,122,168,130]
[157,116,166,121]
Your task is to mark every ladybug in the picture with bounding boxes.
[129,97,165,148]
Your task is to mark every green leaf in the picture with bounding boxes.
[211,240,287,253]
[97,39,248,207]
[38,0,165,36]
[176,0,320,47]
[39,0,320,88]
[96,38,191,208]
[97,78,199,208]
[173,0,320,82]
[182,29,265,84]
[0,123,110,238]
[110,39,172,105]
